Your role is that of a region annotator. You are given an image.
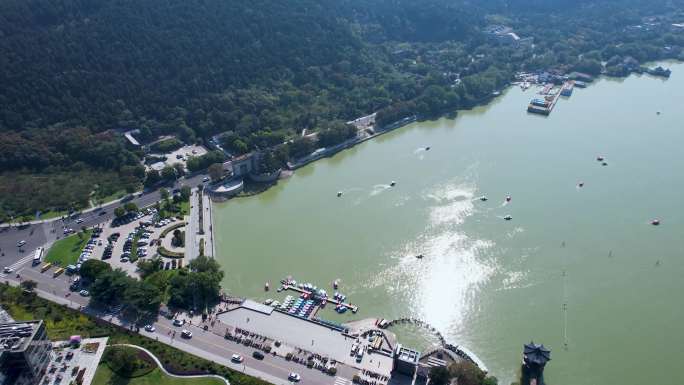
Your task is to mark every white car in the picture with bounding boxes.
[231,354,244,363]
[79,290,90,297]
[76,218,84,224]
[16,240,26,247]
[202,176,210,182]
[3,267,13,274]
[181,329,192,338]
[144,324,156,332]
[172,319,185,327]
[288,372,301,382]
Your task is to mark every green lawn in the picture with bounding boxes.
[36,209,70,221]
[45,230,92,266]
[93,365,224,385]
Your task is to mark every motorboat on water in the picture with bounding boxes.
[264,298,273,305]
[264,282,270,291]
[505,196,512,202]
[415,254,424,259]
[651,219,661,226]
[601,162,608,166]
[479,196,488,202]
[578,182,584,188]
[390,181,396,187]
[333,280,339,289]
[596,155,605,162]
[504,215,513,221]
[337,191,343,197]
[425,146,431,151]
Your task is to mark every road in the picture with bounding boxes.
[2,259,358,385]
[0,174,209,271]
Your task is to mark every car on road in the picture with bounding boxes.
[231,354,244,363]
[120,257,129,263]
[76,218,84,224]
[172,319,185,327]
[144,324,156,332]
[79,290,90,297]
[181,329,192,338]
[202,176,210,182]
[3,267,13,274]
[16,240,26,247]
[252,351,265,360]
[288,373,301,382]
[98,210,107,216]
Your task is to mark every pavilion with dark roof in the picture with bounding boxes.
[523,341,551,369]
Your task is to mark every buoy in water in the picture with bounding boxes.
[390,181,396,187]
[503,215,513,221]
[651,219,660,226]
[337,191,343,197]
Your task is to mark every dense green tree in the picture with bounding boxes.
[79,260,112,283]
[89,269,133,307]
[114,207,126,218]
[123,280,162,323]
[124,202,138,212]
[208,163,224,182]
[137,257,163,280]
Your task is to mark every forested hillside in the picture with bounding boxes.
[1,0,683,220]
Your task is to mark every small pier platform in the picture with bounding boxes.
[281,284,359,313]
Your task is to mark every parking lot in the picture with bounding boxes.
[147,144,208,172]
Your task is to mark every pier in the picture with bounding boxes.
[527,82,565,116]
[281,284,359,313]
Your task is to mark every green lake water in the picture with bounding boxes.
[214,62,684,385]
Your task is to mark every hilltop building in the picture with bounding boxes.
[0,320,51,385]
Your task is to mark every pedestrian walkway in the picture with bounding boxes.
[335,376,352,385]
[0,254,34,276]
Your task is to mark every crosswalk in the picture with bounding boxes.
[0,254,35,277]
[334,377,351,385]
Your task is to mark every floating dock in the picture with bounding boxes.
[281,284,359,313]
[527,85,562,116]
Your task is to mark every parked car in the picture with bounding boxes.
[231,354,244,363]
[144,324,156,332]
[172,319,185,327]
[3,267,13,274]
[288,373,301,382]
[181,329,192,338]
[252,351,265,360]
[79,290,90,297]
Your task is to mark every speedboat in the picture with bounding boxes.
[602,162,608,166]
[479,196,488,202]
[264,298,273,305]
[337,191,343,197]
[505,196,512,202]
[264,282,270,291]
[390,181,396,187]
[651,219,661,226]
[578,182,584,188]
[415,254,424,259]
[425,146,431,151]
[596,156,605,161]
[333,280,339,289]
[504,215,513,221]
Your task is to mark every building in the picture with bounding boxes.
[0,321,51,385]
[393,344,420,376]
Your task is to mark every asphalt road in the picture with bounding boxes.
[3,258,358,385]
[0,174,208,270]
